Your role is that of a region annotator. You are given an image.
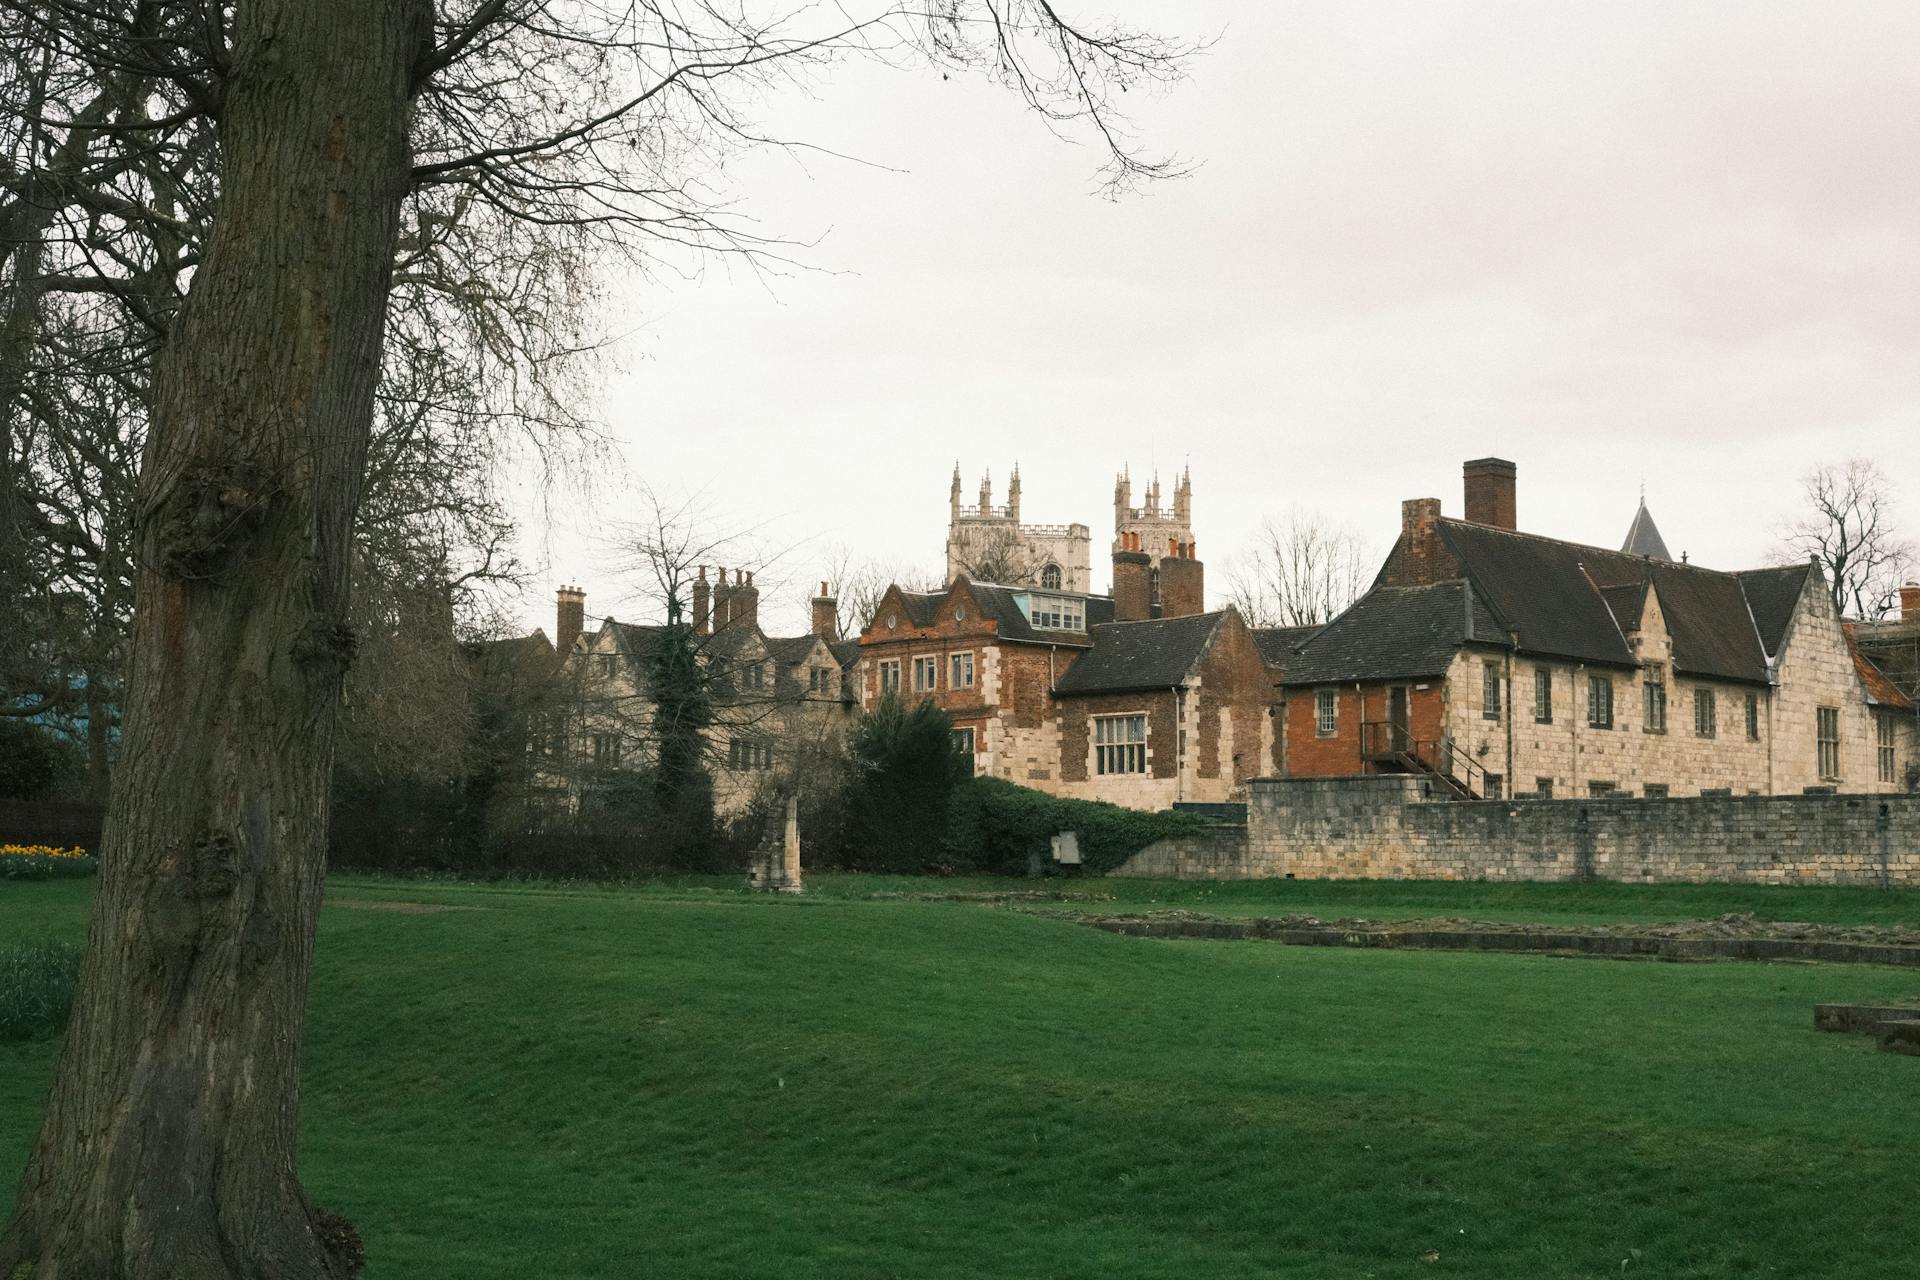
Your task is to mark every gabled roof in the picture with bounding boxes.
[1252,625,1320,669]
[464,630,560,684]
[1598,582,1647,634]
[1052,612,1224,696]
[765,635,824,666]
[1620,500,1673,561]
[1280,582,1500,686]
[1737,564,1813,656]
[829,639,861,671]
[1844,624,1914,710]
[1435,519,1773,683]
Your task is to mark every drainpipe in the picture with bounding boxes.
[1173,684,1186,802]
[1573,662,1584,795]
[1504,640,1516,795]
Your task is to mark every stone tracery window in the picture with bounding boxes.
[1041,563,1062,590]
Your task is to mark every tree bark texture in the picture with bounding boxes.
[2,1,431,1275]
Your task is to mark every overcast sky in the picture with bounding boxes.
[507,0,1920,637]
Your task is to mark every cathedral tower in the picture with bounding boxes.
[944,463,1091,592]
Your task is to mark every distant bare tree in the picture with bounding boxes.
[815,543,944,641]
[1227,509,1373,628]
[951,525,1039,587]
[1775,459,1915,620]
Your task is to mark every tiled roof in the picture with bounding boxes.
[1052,612,1224,696]
[829,639,861,670]
[1436,520,1774,683]
[1279,582,1499,685]
[1252,625,1320,669]
[1845,624,1914,710]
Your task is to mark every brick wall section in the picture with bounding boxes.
[1116,775,1920,885]
[1283,683,1447,777]
[1379,499,1457,588]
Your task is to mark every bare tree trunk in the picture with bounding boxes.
[1,1,430,1275]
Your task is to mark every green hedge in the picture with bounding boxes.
[941,777,1219,876]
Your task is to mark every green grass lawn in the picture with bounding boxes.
[5,874,1919,1278]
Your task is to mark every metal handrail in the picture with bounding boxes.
[1359,720,1484,799]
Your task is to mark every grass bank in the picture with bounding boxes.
[4,875,1917,1277]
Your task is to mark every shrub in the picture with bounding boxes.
[0,939,85,1042]
[0,720,86,800]
[943,776,1220,875]
[842,697,971,873]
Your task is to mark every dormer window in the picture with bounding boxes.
[1022,594,1084,632]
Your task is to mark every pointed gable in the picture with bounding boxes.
[1621,499,1673,561]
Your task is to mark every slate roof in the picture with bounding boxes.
[1737,565,1813,655]
[764,635,821,666]
[1435,519,1775,683]
[1620,500,1673,560]
[1598,582,1647,633]
[464,630,561,689]
[1051,612,1224,696]
[963,580,1115,645]
[829,639,861,671]
[1252,625,1320,669]
[1279,582,1500,685]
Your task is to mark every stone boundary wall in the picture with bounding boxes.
[1114,776,1920,885]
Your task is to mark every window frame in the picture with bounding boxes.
[1093,713,1149,776]
[1693,687,1716,739]
[911,654,939,693]
[1587,674,1614,730]
[1642,667,1666,735]
[949,650,975,690]
[1482,660,1501,722]
[1877,713,1896,784]
[1533,666,1552,724]
[1745,692,1761,741]
[876,658,902,696]
[952,726,977,773]
[1816,705,1842,781]
[1314,689,1338,738]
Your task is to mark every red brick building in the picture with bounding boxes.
[859,543,1281,807]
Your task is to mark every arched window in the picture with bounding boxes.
[1041,563,1062,590]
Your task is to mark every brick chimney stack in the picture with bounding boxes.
[1112,550,1153,621]
[811,580,839,640]
[693,566,711,636]
[1158,543,1205,618]
[556,585,586,654]
[1902,581,1920,622]
[1463,457,1517,529]
[1381,497,1457,588]
[730,569,760,632]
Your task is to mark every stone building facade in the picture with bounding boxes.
[945,464,1093,593]
[532,575,860,820]
[1268,459,1919,800]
